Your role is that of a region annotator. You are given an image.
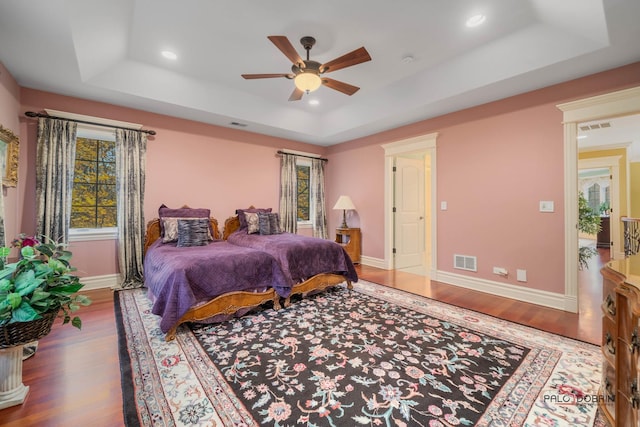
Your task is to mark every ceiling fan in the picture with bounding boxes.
[241,36,372,101]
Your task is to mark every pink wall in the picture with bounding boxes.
[327,61,640,294]
[18,89,326,277]
[325,144,384,252]
[3,61,640,296]
[0,62,21,244]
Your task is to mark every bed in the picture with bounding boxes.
[143,213,290,341]
[223,208,358,306]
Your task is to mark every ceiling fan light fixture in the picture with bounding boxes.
[294,72,322,93]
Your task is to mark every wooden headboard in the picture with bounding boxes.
[144,217,221,254]
[222,205,255,240]
[223,215,241,240]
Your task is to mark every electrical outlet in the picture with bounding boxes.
[517,269,527,282]
[539,201,554,212]
[492,267,508,276]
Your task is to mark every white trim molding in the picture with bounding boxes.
[381,133,438,271]
[435,270,568,311]
[79,274,120,291]
[557,85,640,313]
[360,255,387,270]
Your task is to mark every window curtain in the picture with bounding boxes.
[35,118,77,243]
[311,158,328,239]
[115,129,147,289]
[279,153,297,233]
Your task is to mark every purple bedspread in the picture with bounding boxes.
[226,231,358,286]
[144,239,290,333]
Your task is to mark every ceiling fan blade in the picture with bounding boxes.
[242,73,291,79]
[320,47,371,73]
[322,78,360,96]
[288,87,304,101]
[268,35,304,66]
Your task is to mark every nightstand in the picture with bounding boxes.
[335,227,361,264]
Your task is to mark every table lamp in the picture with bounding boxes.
[333,195,356,228]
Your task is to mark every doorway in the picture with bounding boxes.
[394,154,427,275]
[557,86,640,313]
[578,156,622,260]
[382,133,437,275]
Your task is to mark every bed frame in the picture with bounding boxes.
[144,217,281,341]
[223,214,353,307]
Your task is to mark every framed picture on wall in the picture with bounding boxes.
[0,125,19,187]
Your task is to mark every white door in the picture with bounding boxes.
[394,156,425,269]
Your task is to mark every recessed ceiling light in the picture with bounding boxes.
[308,99,319,106]
[161,50,177,60]
[466,14,486,28]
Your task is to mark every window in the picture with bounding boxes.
[296,162,310,222]
[587,183,600,212]
[70,134,117,240]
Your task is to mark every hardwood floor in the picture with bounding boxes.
[1,260,606,426]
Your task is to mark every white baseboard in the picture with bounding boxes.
[79,274,120,290]
[435,270,568,311]
[360,255,388,270]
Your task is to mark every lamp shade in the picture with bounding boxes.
[333,195,356,211]
[294,72,322,93]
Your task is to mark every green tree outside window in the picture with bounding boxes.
[296,164,310,221]
[71,138,116,228]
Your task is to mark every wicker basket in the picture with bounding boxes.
[0,310,59,348]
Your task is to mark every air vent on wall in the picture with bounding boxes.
[454,254,477,272]
[579,121,611,132]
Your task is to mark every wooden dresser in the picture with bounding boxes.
[600,254,640,426]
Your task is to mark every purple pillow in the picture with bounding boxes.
[158,204,212,237]
[236,208,272,230]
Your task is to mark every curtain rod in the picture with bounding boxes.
[25,111,157,136]
[277,150,327,162]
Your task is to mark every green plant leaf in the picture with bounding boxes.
[7,292,22,309]
[49,284,84,294]
[0,264,17,280]
[10,302,40,323]
[71,316,82,329]
[35,243,53,257]
[14,270,45,296]
[20,246,36,258]
[30,289,51,303]
[76,295,92,306]
[48,258,68,273]
[0,247,11,257]
[0,278,12,292]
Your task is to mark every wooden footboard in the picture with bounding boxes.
[165,288,280,341]
[284,273,353,308]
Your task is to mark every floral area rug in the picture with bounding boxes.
[115,280,606,427]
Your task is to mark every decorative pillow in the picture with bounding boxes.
[236,208,272,230]
[158,204,214,240]
[177,219,211,247]
[245,212,260,234]
[258,212,282,235]
[158,204,211,236]
[162,217,213,243]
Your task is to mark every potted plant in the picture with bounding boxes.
[578,192,602,270]
[0,234,92,409]
[0,234,92,341]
